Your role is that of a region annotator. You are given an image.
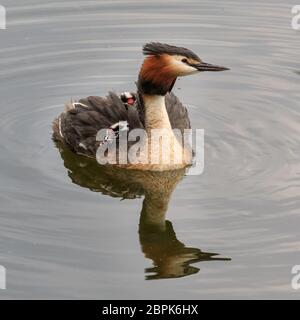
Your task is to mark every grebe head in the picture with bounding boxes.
[138,42,229,95]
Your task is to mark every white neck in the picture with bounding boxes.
[143,95,172,132]
[135,93,191,171]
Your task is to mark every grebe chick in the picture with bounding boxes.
[53,42,229,170]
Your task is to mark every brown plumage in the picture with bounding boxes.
[139,55,177,95]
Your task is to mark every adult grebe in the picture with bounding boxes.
[53,42,228,170]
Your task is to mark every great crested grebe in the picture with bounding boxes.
[53,42,229,170]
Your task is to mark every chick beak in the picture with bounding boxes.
[194,62,229,72]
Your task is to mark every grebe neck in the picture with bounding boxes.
[142,94,172,132]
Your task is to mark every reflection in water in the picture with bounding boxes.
[139,220,230,280]
[55,141,230,280]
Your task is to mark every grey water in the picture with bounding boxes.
[0,0,300,299]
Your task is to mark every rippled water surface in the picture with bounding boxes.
[0,0,300,299]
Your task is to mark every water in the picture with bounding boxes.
[0,0,299,299]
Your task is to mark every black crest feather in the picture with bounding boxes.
[143,42,200,61]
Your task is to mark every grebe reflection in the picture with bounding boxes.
[55,141,230,280]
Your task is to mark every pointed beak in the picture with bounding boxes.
[193,62,229,72]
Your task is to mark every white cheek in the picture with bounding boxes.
[179,64,198,76]
[172,60,198,76]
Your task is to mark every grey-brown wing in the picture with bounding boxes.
[53,92,143,157]
[165,92,191,132]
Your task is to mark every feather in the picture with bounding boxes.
[53,91,190,158]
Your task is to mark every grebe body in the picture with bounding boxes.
[53,42,228,171]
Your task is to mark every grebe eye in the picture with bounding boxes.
[181,58,188,63]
